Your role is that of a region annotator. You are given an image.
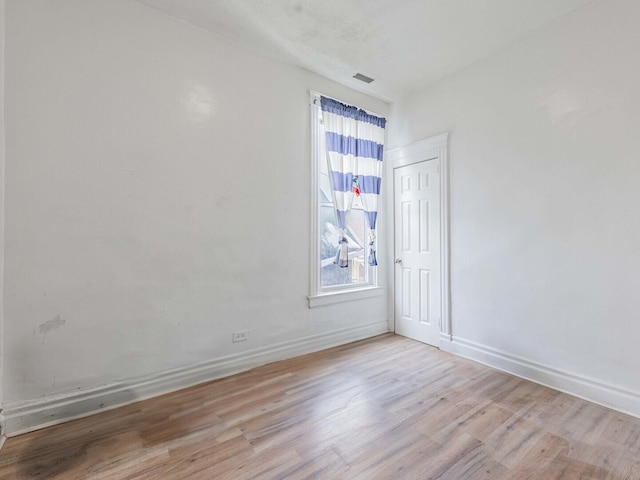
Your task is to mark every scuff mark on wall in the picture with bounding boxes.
[38,315,66,338]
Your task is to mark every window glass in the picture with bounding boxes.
[318,115,369,289]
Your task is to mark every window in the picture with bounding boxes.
[308,92,383,307]
[318,129,370,288]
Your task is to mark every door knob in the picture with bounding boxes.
[395,258,402,264]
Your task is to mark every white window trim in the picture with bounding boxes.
[307,90,382,308]
[307,285,385,308]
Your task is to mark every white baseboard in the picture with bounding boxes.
[3,321,389,437]
[441,336,640,419]
[0,412,6,450]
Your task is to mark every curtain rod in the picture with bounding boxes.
[308,90,385,119]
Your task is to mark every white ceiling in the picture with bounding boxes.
[135,0,594,102]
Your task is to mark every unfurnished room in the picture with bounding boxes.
[0,0,639,478]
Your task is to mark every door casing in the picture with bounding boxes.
[385,133,451,346]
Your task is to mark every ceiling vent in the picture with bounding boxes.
[353,73,375,84]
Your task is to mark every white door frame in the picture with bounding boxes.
[386,133,451,346]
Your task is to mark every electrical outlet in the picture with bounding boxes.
[232,330,249,343]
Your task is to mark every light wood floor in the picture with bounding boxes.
[1,334,640,479]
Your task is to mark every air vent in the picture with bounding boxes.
[353,73,375,84]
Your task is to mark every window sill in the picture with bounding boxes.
[307,286,386,308]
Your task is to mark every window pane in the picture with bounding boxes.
[320,206,368,288]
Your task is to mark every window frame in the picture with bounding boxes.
[307,91,384,308]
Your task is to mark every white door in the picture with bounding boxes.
[394,159,441,346]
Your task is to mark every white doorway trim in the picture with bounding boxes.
[386,133,451,346]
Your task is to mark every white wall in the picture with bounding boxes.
[389,0,640,414]
[2,0,389,432]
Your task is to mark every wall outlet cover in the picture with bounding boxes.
[232,330,249,343]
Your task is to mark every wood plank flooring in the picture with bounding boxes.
[1,334,640,479]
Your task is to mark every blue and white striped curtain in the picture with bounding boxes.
[320,96,386,267]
